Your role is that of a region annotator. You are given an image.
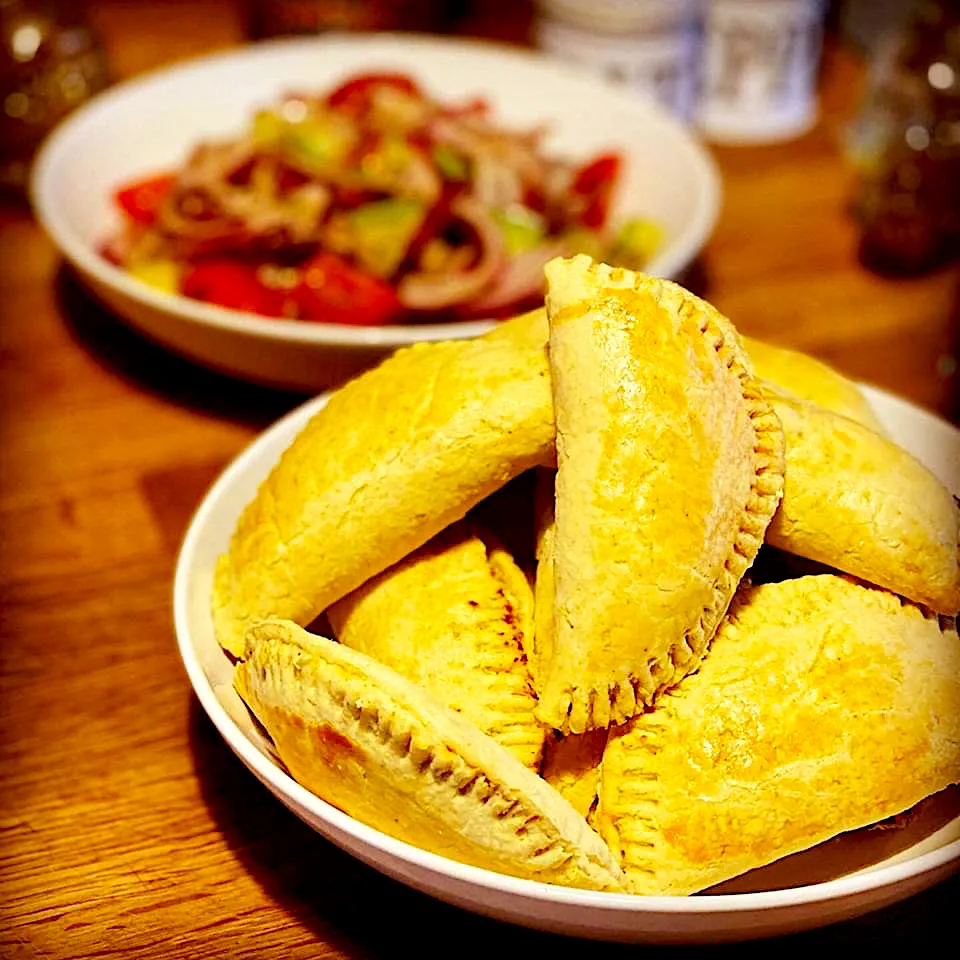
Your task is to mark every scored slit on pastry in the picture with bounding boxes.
[764,387,960,614]
[234,620,623,892]
[536,255,785,733]
[212,313,555,657]
[592,575,960,895]
[327,521,545,771]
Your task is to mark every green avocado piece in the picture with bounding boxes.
[345,198,426,278]
[493,205,547,255]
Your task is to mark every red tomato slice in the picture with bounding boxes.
[327,73,421,115]
[181,260,289,317]
[114,174,176,225]
[570,153,622,229]
[294,253,403,326]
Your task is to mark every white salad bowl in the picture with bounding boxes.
[32,33,720,392]
[174,383,960,944]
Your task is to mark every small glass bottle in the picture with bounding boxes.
[533,0,701,122]
[847,0,960,274]
[0,0,107,194]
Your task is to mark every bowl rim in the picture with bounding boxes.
[31,32,721,350]
[173,384,960,918]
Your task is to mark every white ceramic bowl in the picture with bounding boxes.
[32,34,720,392]
[174,384,960,944]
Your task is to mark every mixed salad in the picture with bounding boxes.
[105,72,660,325]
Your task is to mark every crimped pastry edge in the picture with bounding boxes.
[542,258,786,733]
[761,384,960,615]
[448,523,546,768]
[601,575,958,893]
[328,521,546,770]
[236,619,622,891]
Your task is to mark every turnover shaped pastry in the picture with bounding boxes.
[235,620,623,891]
[487,307,878,434]
[593,575,960,895]
[327,522,545,771]
[740,335,884,432]
[213,315,554,656]
[528,467,557,690]
[765,388,960,614]
[537,255,785,732]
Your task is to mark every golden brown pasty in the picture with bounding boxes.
[592,575,960,895]
[213,317,554,656]
[481,307,882,433]
[536,255,785,732]
[235,620,623,891]
[327,522,545,770]
[741,335,883,431]
[528,467,556,690]
[765,389,960,614]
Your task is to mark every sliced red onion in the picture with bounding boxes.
[458,237,570,317]
[397,195,505,312]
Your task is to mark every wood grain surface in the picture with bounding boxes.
[1,1,958,956]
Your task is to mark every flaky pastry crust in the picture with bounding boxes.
[328,522,545,770]
[536,256,785,733]
[235,620,623,891]
[213,317,554,656]
[765,388,960,614]
[593,576,960,895]
[740,335,884,431]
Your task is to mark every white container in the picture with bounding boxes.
[697,0,826,143]
[535,0,701,121]
[174,383,960,943]
[31,34,720,392]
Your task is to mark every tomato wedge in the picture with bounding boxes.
[181,259,289,317]
[114,174,176,225]
[327,73,421,115]
[294,253,403,325]
[570,153,622,229]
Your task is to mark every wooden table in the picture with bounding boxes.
[2,2,957,956]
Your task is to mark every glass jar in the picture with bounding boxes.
[534,0,700,122]
[848,0,960,274]
[0,0,107,194]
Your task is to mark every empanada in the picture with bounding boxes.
[765,389,960,614]
[235,620,623,891]
[593,575,960,895]
[327,522,545,770]
[537,256,785,732]
[529,467,556,689]
[481,306,880,432]
[741,335,883,431]
[213,317,554,656]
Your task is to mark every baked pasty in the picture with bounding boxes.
[327,522,545,770]
[213,317,554,656]
[765,389,960,614]
[537,255,785,732]
[235,620,623,891]
[480,306,881,434]
[593,575,960,895]
[741,335,883,431]
[528,467,557,689]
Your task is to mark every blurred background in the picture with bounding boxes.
[2,0,958,418]
[3,5,960,953]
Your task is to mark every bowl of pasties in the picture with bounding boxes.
[175,256,960,944]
